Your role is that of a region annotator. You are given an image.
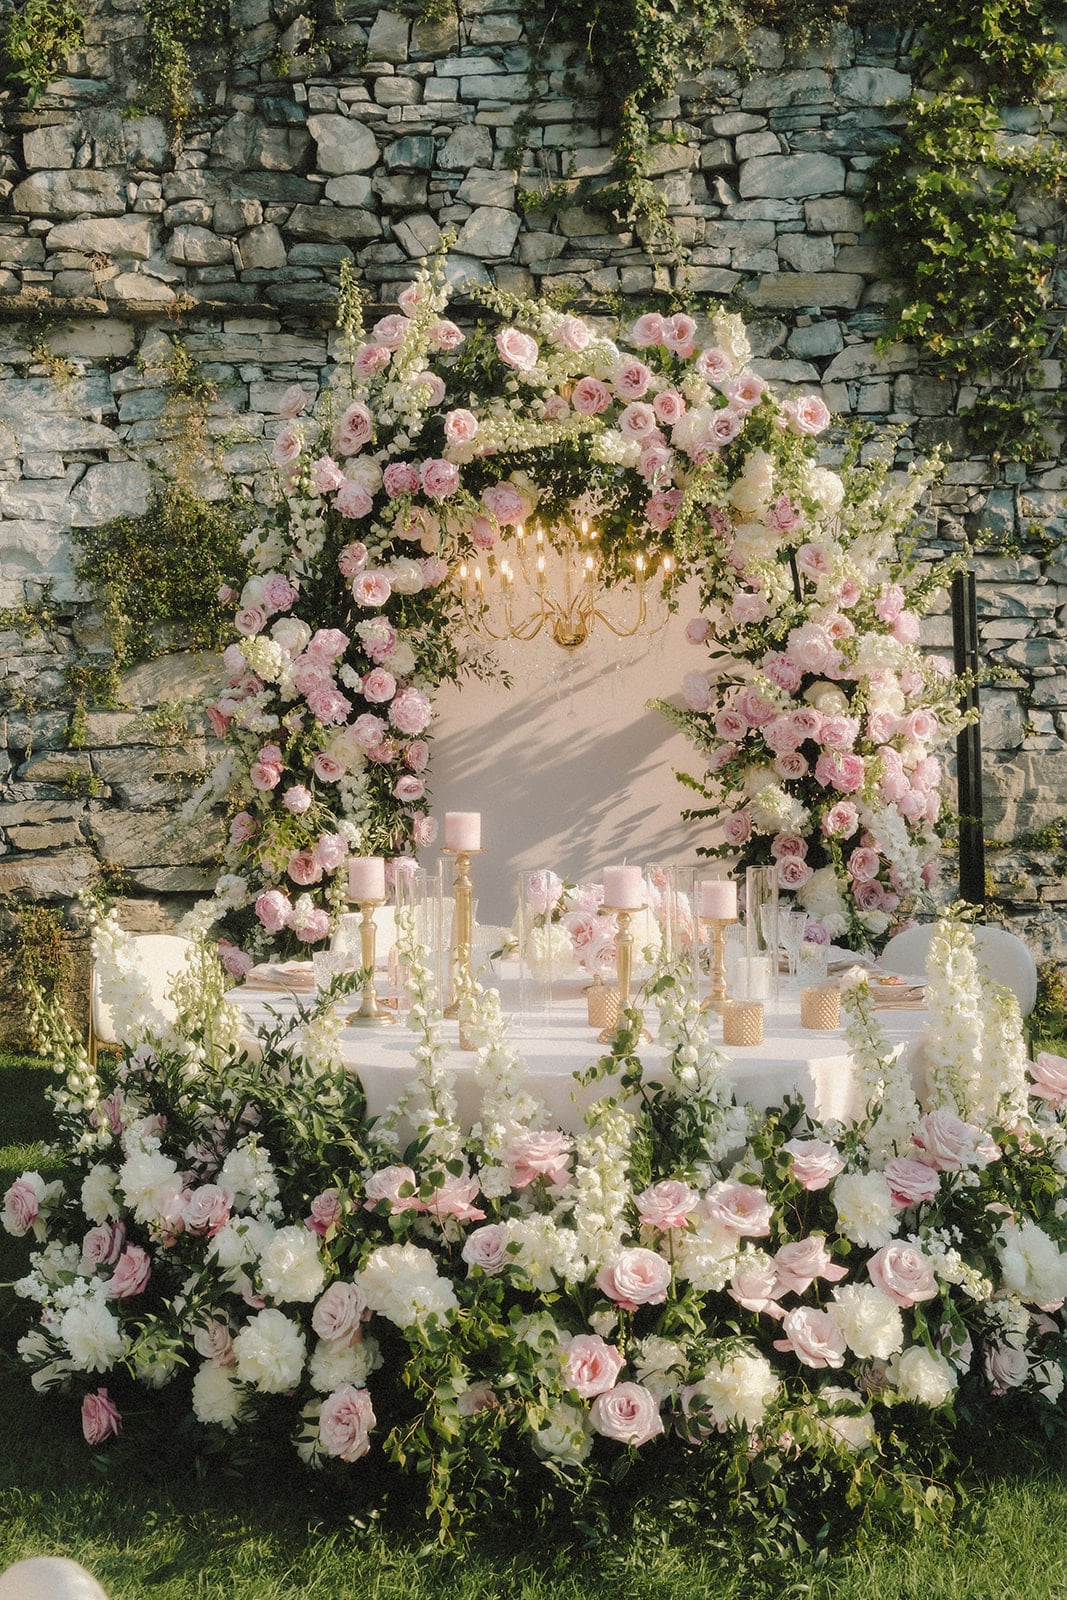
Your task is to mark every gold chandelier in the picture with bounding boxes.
[456,521,675,651]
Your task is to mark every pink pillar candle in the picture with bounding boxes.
[444,811,481,851]
[700,879,737,920]
[348,856,386,902]
[602,864,644,909]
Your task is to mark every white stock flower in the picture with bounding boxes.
[209,1216,275,1272]
[232,1308,306,1393]
[258,1226,326,1304]
[503,1217,586,1292]
[218,1141,280,1217]
[81,1165,120,1224]
[192,1361,246,1430]
[357,1243,458,1329]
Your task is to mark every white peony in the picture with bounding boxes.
[80,1164,120,1225]
[308,1335,382,1395]
[889,1345,957,1406]
[258,1226,326,1305]
[833,1171,897,1250]
[357,1243,458,1329]
[827,1283,904,1359]
[803,465,845,514]
[797,866,849,938]
[209,1216,274,1272]
[118,1147,181,1226]
[699,1348,779,1429]
[672,1223,737,1293]
[998,1219,1067,1307]
[819,1386,876,1452]
[231,1308,306,1393]
[192,1361,246,1430]
[532,1401,593,1464]
[631,1336,688,1399]
[61,1300,126,1372]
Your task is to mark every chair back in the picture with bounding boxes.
[90,931,193,1048]
[881,923,1038,1017]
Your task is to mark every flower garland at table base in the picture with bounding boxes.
[185,251,970,971]
[4,912,1064,1540]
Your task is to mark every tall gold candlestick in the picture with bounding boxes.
[347,899,396,1026]
[443,847,480,1020]
[597,903,647,1043]
[699,915,737,1013]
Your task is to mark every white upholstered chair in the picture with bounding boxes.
[0,1557,110,1599]
[88,931,193,1065]
[881,922,1038,1017]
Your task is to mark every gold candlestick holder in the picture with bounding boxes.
[347,899,396,1026]
[699,915,737,1014]
[597,903,648,1043]
[443,847,481,1020]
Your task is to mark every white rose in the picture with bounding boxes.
[271,616,312,655]
[803,682,849,715]
[192,1361,246,1430]
[258,1226,326,1305]
[232,1308,306,1393]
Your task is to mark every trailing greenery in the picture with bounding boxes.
[71,484,250,678]
[0,903,77,1053]
[140,0,230,124]
[0,0,85,104]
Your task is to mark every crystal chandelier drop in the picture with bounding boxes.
[456,521,675,651]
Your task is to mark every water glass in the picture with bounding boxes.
[780,909,809,983]
[797,940,829,988]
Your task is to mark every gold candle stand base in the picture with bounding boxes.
[443,846,482,1020]
[346,899,396,1027]
[596,903,650,1043]
[698,914,737,1014]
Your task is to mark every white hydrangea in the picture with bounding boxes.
[832,1171,897,1249]
[827,1283,904,1359]
[231,1308,306,1393]
[749,783,810,835]
[308,1335,382,1395]
[61,1300,126,1372]
[699,1348,779,1430]
[258,1226,326,1305]
[889,1345,957,1406]
[192,1361,246,1430]
[357,1243,458,1330]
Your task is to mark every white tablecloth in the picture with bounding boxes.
[228,964,928,1133]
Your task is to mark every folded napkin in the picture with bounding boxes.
[243,961,316,994]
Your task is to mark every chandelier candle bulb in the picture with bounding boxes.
[602,864,644,909]
[444,812,481,852]
[700,879,737,921]
[348,856,386,903]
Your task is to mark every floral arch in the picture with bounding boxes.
[191,252,964,971]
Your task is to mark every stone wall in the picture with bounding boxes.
[0,2,1064,1024]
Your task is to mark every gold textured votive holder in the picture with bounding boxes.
[800,985,841,1031]
[722,998,764,1047]
[585,975,620,1031]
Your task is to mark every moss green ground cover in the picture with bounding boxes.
[1,1049,1063,1600]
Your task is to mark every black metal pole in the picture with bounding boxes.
[952,569,985,911]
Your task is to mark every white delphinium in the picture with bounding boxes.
[651,956,740,1171]
[972,981,1030,1128]
[570,1098,635,1270]
[862,805,923,897]
[466,981,549,1197]
[922,919,987,1116]
[917,1227,992,1302]
[90,908,184,1046]
[391,909,462,1163]
[842,981,918,1162]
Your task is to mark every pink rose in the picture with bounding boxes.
[505,1130,573,1189]
[685,617,711,645]
[694,346,732,383]
[394,774,425,802]
[772,1236,848,1296]
[420,458,459,500]
[338,542,369,580]
[412,813,438,846]
[193,1319,235,1366]
[617,401,658,441]
[729,1256,786,1319]
[874,583,906,623]
[372,313,413,348]
[777,857,813,890]
[312,752,344,783]
[542,393,570,421]
[852,880,885,912]
[789,394,831,435]
[405,739,429,772]
[702,1181,773,1237]
[353,342,391,378]
[389,687,432,735]
[496,327,539,371]
[552,314,591,351]
[444,408,478,448]
[596,1247,672,1312]
[291,904,331,944]
[783,1139,845,1192]
[727,372,766,411]
[428,318,464,350]
[423,1173,485,1223]
[769,497,804,533]
[848,846,881,883]
[706,409,744,449]
[182,1185,232,1237]
[613,358,652,399]
[571,376,612,415]
[912,1110,995,1172]
[335,401,374,455]
[235,605,267,638]
[412,370,446,406]
[312,1279,367,1341]
[815,752,866,794]
[352,571,393,610]
[279,384,309,418]
[636,1179,699,1231]
[282,786,312,816]
[775,752,809,780]
[883,1157,941,1209]
[736,687,776,728]
[565,1334,625,1398]
[383,461,420,498]
[306,1190,343,1240]
[481,482,527,526]
[867,1242,938,1308]
[313,833,348,871]
[461,1223,511,1275]
[653,388,686,426]
[630,311,665,347]
[637,440,673,482]
[335,480,374,519]
[362,668,397,704]
[255,890,292,932]
[82,1388,122,1446]
[262,574,298,613]
[645,488,684,531]
[714,707,747,741]
[590,1383,664,1446]
[363,1166,420,1214]
[722,811,752,847]
[107,1243,151,1299]
[82,1222,126,1269]
[984,1341,1028,1395]
[662,312,697,355]
[773,1307,847,1368]
[271,423,302,469]
[1030,1051,1067,1110]
[821,800,859,838]
[319,1384,376,1462]
[311,456,346,496]
[3,1177,42,1237]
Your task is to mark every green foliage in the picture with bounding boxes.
[140,0,229,124]
[72,484,251,674]
[0,902,77,1053]
[0,0,85,104]
[898,0,1067,96]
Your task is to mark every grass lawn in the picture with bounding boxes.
[1,1050,1064,1600]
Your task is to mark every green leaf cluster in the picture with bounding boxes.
[0,0,85,105]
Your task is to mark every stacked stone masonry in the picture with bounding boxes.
[0,2,1064,1011]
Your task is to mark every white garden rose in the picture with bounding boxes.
[889,1345,957,1406]
[192,1361,246,1430]
[258,1226,326,1304]
[699,1349,779,1430]
[81,1164,120,1224]
[308,1335,382,1395]
[832,1172,897,1249]
[232,1308,306,1393]
[357,1243,458,1329]
[61,1300,126,1372]
[827,1283,904,1359]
